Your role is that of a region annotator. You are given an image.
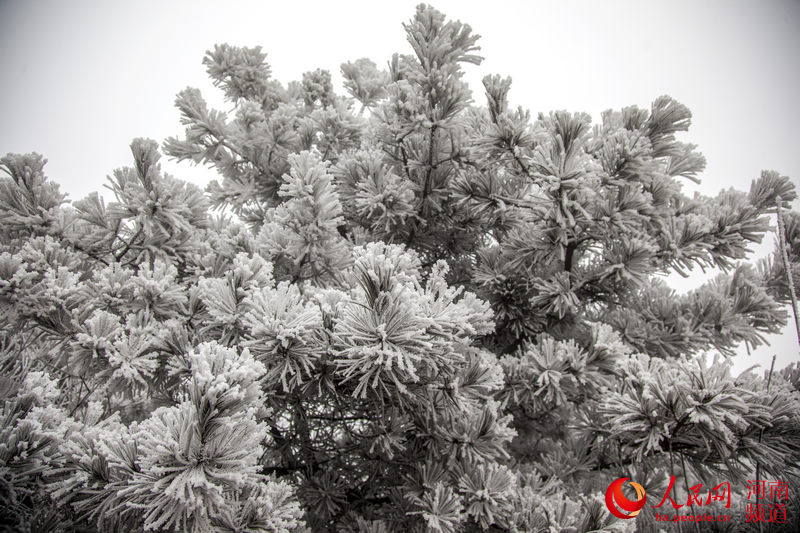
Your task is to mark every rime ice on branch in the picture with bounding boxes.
[1,4,799,532]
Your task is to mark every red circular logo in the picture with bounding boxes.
[605,477,647,519]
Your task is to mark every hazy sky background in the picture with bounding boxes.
[1,0,798,373]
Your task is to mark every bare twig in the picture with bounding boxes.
[776,196,800,350]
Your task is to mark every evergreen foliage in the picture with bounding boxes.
[1,4,799,532]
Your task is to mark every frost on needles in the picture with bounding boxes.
[1,4,800,533]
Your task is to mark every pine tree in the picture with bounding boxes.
[1,4,799,532]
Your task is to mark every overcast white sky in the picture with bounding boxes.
[1,0,798,373]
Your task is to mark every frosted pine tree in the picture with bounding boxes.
[2,4,799,533]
